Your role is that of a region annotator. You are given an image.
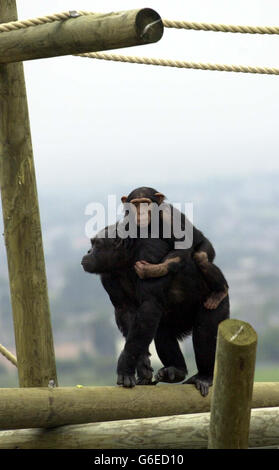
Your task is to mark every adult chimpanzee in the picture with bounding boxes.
[121,187,229,310]
[81,223,230,396]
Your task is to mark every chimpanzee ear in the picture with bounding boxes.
[154,192,166,204]
[121,196,128,204]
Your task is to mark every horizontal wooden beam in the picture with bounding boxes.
[0,407,278,449]
[0,383,278,430]
[0,9,163,63]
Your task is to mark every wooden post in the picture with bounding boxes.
[208,319,257,449]
[0,0,57,387]
[0,9,163,63]
[0,383,277,431]
[0,407,278,449]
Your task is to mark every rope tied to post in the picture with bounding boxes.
[0,11,279,35]
[0,10,279,75]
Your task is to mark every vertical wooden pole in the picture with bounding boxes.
[0,0,57,387]
[208,319,257,449]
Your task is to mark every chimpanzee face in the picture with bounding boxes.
[129,198,153,227]
[81,234,129,274]
[121,187,165,228]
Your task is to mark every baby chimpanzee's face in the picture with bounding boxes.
[121,187,166,229]
[130,199,152,227]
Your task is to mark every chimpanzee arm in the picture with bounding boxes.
[101,273,134,336]
[172,208,215,261]
[150,207,216,270]
[101,272,153,385]
[134,225,215,279]
[192,226,216,262]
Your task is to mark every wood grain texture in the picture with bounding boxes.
[0,0,57,387]
[0,407,278,449]
[0,383,278,431]
[0,9,163,63]
[208,319,257,449]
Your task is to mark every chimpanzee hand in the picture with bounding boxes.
[117,350,137,388]
[134,260,154,279]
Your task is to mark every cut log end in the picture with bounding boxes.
[135,8,164,43]
[219,318,258,347]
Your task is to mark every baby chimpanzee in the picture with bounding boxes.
[121,187,229,310]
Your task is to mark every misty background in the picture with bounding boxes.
[0,0,278,385]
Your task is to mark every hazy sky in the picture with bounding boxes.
[15,0,279,193]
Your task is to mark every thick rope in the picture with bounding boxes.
[163,19,279,35]
[0,10,279,35]
[0,11,278,75]
[0,343,17,367]
[76,52,279,76]
[0,10,93,33]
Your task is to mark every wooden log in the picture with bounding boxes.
[0,383,278,431]
[0,8,163,64]
[0,0,57,387]
[208,319,257,449]
[0,407,278,449]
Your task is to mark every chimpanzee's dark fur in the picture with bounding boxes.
[124,186,229,299]
[82,224,230,396]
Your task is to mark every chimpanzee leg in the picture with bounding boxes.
[117,297,163,388]
[113,305,153,385]
[194,254,229,310]
[102,274,153,385]
[154,325,187,383]
[184,295,230,396]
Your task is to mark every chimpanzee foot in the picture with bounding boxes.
[117,350,137,388]
[117,374,136,388]
[155,366,186,383]
[193,251,208,265]
[136,354,154,385]
[183,373,212,397]
[204,288,228,310]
